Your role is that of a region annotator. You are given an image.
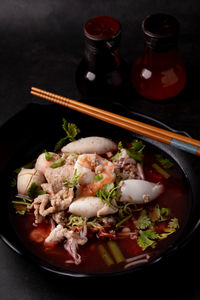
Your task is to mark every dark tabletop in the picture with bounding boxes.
[1,1,200,299]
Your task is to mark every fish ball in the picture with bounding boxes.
[69,197,117,218]
[61,137,117,155]
[120,179,164,204]
[17,168,45,195]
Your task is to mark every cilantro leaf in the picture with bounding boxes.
[155,154,174,169]
[161,207,171,217]
[126,140,145,164]
[168,217,179,229]
[118,141,123,149]
[149,205,171,222]
[54,118,80,151]
[131,140,145,152]
[27,182,39,198]
[64,169,81,188]
[96,182,119,207]
[156,218,179,240]
[149,205,161,222]
[103,182,115,194]
[136,210,152,229]
[126,149,144,164]
[145,229,159,239]
[62,119,80,142]
[111,152,122,161]
[26,182,46,199]
[137,229,159,251]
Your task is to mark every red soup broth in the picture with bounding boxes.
[12,148,189,274]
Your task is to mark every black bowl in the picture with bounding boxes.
[1,103,200,277]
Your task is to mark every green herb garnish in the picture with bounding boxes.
[152,163,170,179]
[27,182,38,198]
[161,207,171,217]
[16,210,26,215]
[96,182,120,207]
[64,169,81,188]
[118,141,123,149]
[37,189,46,195]
[158,219,179,240]
[111,152,122,161]
[15,195,32,202]
[45,150,53,161]
[50,157,65,168]
[116,214,132,227]
[94,174,104,182]
[155,154,174,169]
[131,140,145,152]
[12,198,30,216]
[137,229,159,251]
[114,171,124,185]
[126,149,144,164]
[26,182,45,199]
[149,205,171,222]
[54,118,80,151]
[126,139,145,164]
[136,210,152,230]
[168,217,179,229]
[12,201,30,206]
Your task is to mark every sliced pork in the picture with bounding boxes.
[45,163,74,193]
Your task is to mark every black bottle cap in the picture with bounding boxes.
[142,13,180,52]
[84,16,121,54]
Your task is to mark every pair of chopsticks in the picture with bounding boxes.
[31,87,200,157]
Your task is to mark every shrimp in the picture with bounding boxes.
[74,153,116,197]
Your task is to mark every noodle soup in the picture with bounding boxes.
[11,120,189,274]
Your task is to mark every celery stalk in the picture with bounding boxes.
[97,244,114,266]
[152,163,170,179]
[107,241,125,264]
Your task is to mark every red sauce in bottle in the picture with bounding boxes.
[84,16,120,39]
[131,14,186,100]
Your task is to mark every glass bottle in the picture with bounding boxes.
[76,16,129,98]
[131,14,186,100]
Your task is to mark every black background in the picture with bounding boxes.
[0,1,200,299]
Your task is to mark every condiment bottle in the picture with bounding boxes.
[131,14,186,100]
[76,16,129,98]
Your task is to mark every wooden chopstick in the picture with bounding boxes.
[30,87,200,157]
[31,87,199,146]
